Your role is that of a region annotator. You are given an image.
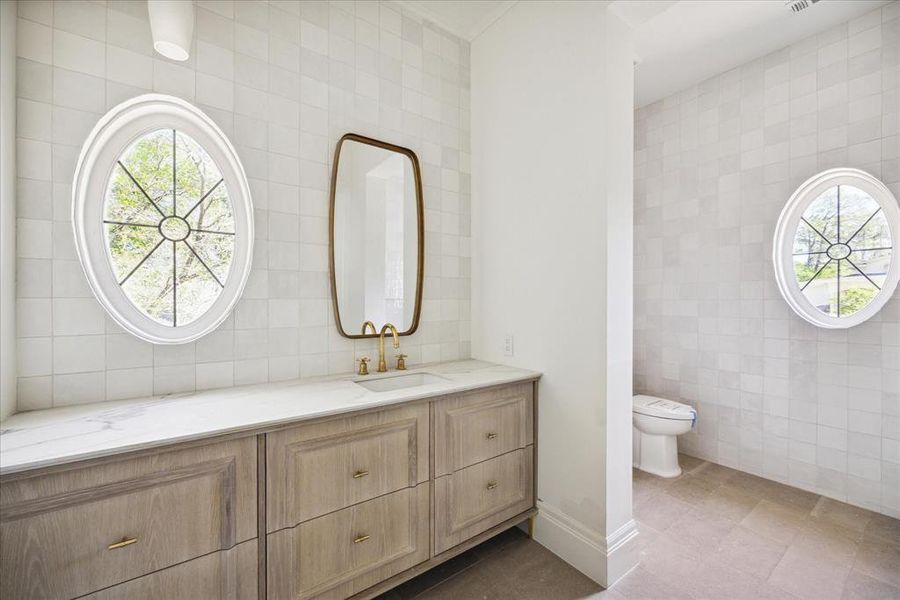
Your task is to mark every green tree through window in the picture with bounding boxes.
[104,129,235,327]
[791,184,892,318]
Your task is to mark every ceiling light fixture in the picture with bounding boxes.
[147,0,194,62]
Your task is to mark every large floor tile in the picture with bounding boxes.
[762,481,820,517]
[638,532,704,584]
[664,474,721,504]
[713,525,789,580]
[634,519,662,554]
[689,555,797,600]
[768,545,851,600]
[612,566,695,600]
[740,499,808,545]
[852,536,900,588]
[633,478,666,509]
[862,513,900,547]
[413,564,505,600]
[679,453,706,473]
[633,490,694,532]
[792,521,861,566]
[810,497,876,536]
[841,569,900,600]
[695,484,761,522]
[381,456,900,600]
[496,540,607,599]
[664,509,737,558]
[724,471,784,499]
[632,468,672,508]
[688,461,741,487]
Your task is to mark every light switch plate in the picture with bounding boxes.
[503,334,514,357]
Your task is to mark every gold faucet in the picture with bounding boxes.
[377,323,400,372]
[361,321,377,335]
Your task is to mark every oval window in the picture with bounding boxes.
[73,95,253,344]
[773,168,899,329]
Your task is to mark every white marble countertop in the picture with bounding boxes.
[0,360,539,476]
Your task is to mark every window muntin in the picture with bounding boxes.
[774,169,899,329]
[73,94,253,344]
[792,185,892,318]
[104,129,235,327]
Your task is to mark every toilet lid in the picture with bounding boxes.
[633,395,696,421]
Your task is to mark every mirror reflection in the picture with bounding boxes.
[330,134,423,338]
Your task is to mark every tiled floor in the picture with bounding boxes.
[376,526,609,600]
[378,456,900,599]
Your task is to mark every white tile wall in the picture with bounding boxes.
[15,0,471,408]
[634,4,900,518]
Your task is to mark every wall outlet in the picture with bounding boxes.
[503,334,514,357]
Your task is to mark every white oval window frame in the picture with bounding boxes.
[72,94,254,344]
[773,168,899,329]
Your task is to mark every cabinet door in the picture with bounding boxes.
[434,383,533,476]
[267,403,429,531]
[434,447,534,555]
[81,539,257,600]
[0,437,257,600]
[267,484,430,600]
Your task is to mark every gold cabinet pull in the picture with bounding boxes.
[486,481,498,490]
[353,534,371,544]
[353,470,370,479]
[486,432,497,440]
[107,537,138,550]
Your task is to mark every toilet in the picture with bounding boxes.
[632,395,696,478]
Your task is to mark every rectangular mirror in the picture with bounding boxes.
[329,134,424,338]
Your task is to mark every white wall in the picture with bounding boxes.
[12,0,471,412]
[471,1,637,587]
[634,3,900,518]
[1,0,17,421]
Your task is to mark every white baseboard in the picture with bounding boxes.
[532,501,639,588]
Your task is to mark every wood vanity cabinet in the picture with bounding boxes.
[265,382,537,600]
[265,403,431,600]
[0,380,537,600]
[432,383,535,555]
[0,437,258,600]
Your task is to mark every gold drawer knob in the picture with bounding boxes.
[353,534,371,544]
[486,432,498,440]
[353,470,370,479]
[486,481,498,490]
[108,537,138,550]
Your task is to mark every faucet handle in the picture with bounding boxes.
[395,354,408,371]
[357,357,370,376]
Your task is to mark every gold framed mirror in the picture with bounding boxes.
[328,133,425,339]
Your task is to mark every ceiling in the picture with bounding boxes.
[394,1,516,40]
[612,0,891,107]
[398,0,892,108]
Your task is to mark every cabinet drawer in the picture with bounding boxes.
[267,403,428,531]
[80,539,257,600]
[434,447,534,555]
[434,382,533,476]
[267,484,430,600]
[0,437,257,600]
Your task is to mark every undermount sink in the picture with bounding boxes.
[354,372,448,393]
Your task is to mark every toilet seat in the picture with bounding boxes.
[632,395,695,421]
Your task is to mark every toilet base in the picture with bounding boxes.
[632,426,682,478]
